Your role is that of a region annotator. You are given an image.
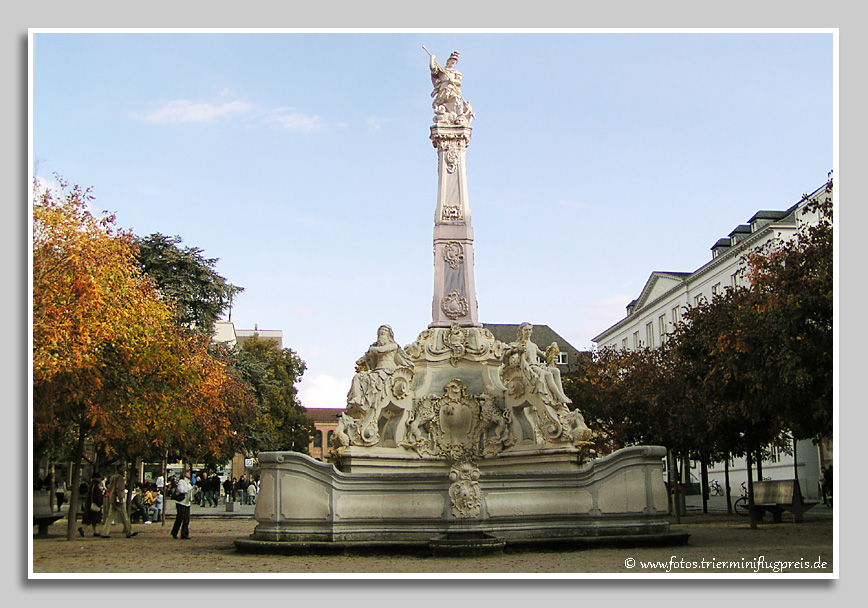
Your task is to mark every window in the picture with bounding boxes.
[621,338,628,350]
[558,351,568,365]
[694,294,704,306]
[313,431,322,448]
[632,331,640,349]
[671,306,680,327]
[646,322,654,348]
[731,272,739,288]
[712,283,721,296]
[326,431,334,447]
[659,314,666,342]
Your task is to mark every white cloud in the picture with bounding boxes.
[365,116,391,131]
[268,109,323,133]
[298,373,350,409]
[137,99,253,124]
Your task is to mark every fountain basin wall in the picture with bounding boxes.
[243,445,674,547]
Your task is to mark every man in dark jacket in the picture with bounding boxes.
[222,477,234,504]
[208,472,221,507]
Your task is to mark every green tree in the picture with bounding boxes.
[135,233,243,335]
[238,334,315,453]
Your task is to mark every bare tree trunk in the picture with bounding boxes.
[756,449,763,480]
[160,454,167,526]
[700,454,709,514]
[65,424,88,540]
[792,434,799,484]
[725,456,733,515]
[747,446,757,530]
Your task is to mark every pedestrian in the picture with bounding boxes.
[209,472,221,507]
[78,472,104,537]
[54,477,68,511]
[247,478,257,505]
[821,464,833,506]
[237,475,248,505]
[171,469,193,540]
[222,477,234,504]
[195,471,207,506]
[99,463,138,539]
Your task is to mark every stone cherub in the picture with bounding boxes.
[424,46,475,125]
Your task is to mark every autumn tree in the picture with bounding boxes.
[33,177,192,539]
[742,179,833,441]
[167,339,258,470]
[33,178,259,539]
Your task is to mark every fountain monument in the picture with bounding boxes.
[235,50,687,555]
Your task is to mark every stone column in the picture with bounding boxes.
[429,124,480,328]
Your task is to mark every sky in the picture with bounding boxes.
[30,30,835,409]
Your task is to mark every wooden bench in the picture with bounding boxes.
[752,479,818,523]
[32,490,63,536]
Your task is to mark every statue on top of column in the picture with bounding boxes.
[424,47,475,126]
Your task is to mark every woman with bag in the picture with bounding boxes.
[170,469,193,540]
[78,473,104,537]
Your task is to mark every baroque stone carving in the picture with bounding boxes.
[448,462,481,519]
[400,379,513,461]
[442,241,465,269]
[425,47,475,126]
[440,289,470,320]
[500,323,593,447]
[441,204,463,222]
[404,325,502,366]
[501,323,572,407]
[333,325,414,448]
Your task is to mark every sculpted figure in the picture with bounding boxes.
[346,325,412,414]
[502,323,572,407]
[424,47,475,124]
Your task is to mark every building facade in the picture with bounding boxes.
[306,408,344,462]
[591,184,831,499]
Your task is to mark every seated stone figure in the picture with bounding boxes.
[502,323,572,407]
[346,324,412,414]
[334,325,413,448]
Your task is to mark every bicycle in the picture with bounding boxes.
[734,482,750,516]
[708,479,724,497]
[733,479,771,515]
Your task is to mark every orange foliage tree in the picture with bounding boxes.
[32,177,254,539]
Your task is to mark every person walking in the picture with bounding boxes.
[171,469,193,540]
[209,472,221,507]
[78,473,104,537]
[99,463,138,539]
[54,477,68,511]
[223,477,234,505]
[247,478,257,505]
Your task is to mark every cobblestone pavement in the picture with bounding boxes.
[32,499,834,576]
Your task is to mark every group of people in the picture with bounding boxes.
[194,473,258,506]
[77,463,140,539]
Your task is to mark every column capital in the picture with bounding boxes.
[430,124,473,149]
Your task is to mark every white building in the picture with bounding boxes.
[591,183,831,499]
[213,321,283,350]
